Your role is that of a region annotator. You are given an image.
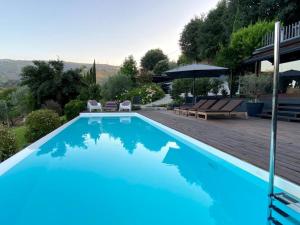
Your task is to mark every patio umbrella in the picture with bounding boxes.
[279,69,300,78]
[164,64,229,103]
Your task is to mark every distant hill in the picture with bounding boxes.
[0,59,119,86]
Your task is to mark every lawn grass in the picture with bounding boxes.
[11,125,27,150]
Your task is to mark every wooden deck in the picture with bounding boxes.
[139,110,300,185]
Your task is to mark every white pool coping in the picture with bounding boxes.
[0,116,80,176]
[1,112,300,198]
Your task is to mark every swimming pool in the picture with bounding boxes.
[0,113,299,225]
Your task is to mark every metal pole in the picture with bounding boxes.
[267,21,280,224]
[193,76,196,104]
[230,70,233,98]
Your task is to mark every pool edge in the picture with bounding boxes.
[1,112,299,199]
[0,116,80,176]
[135,112,300,199]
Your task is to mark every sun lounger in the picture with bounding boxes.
[173,103,192,114]
[103,101,118,112]
[187,99,217,117]
[87,100,102,112]
[179,99,208,116]
[196,99,247,120]
[191,99,229,116]
[119,100,132,112]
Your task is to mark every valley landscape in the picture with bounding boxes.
[0,59,119,86]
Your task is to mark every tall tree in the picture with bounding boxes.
[120,55,138,82]
[179,17,204,62]
[140,49,168,71]
[91,59,96,83]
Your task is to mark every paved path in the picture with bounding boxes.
[139,110,300,185]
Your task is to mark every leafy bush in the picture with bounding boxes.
[210,78,224,95]
[64,99,86,120]
[0,87,16,101]
[25,109,61,142]
[171,79,192,100]
[216,21,274,70]
[78,83,102,101]
[42,100,62,115]
[101,74,133,100]
[136,69,153,84]
[153,59,170,75]
[0,125,17,162]
[0,86,34,126]
[121,83,164,104]
[240,74,272,101]
[230,21,274,60]
[194,78,211,96]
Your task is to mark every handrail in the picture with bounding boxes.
[261,21,300,48]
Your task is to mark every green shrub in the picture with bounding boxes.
[101,74,133,100]
[64,99,86,120]
[240,74,272,101]
[78,84,102,101]
[0,125,17,162]
[42,100,62,115]
[120,83,164,104]
[25,109,61,142]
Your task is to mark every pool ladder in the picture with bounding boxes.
[269,192,300,225]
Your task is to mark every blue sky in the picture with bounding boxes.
[1,0,219,65]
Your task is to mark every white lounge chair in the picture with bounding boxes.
[87,100,102,112]
[119,100,132,112]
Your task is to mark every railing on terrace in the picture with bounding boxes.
[260,21,300,48]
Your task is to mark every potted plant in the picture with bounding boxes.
[240,74,272,116]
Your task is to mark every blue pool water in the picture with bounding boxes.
[0,116,268,225]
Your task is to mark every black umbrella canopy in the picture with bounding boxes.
[279,70,300,78]
[164,63,229,79]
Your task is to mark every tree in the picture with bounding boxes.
[197,0,231,60]
[101,74,133,100]
[83,60,97,85]
[91,59,97,83]
[140,49,168,71]
[177,54,192,65]
[178,0,300,65]
[8,86,34,123]
[240,74,272,101]
[179,17,204,62]
[153,59,169,75]
[120,55,138,83]
[0,100,9,125]
[21,60,83,107]
[78,83,102,101]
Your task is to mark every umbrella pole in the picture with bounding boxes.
[230,70,233,98]
[193,76,196,104]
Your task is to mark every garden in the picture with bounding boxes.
[1,0,299,162]
[0,50,173,162]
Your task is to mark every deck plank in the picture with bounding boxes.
[139,110,300,185]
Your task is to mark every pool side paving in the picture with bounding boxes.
[139,110,300,185]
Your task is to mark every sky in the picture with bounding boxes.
[0,0,219,66]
